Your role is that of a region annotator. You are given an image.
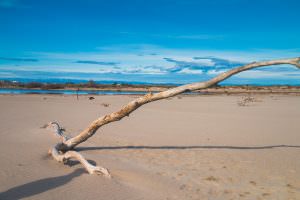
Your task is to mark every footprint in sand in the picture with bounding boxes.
[205,176,219,182]
[223,189,232,194]
[239,191,250,197]
[179,184,186,190]
[249,180,257,186]
[262,192,271,197]
[286,183,295,189]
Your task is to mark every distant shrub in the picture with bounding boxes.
[65,82,74,85]
[25,82,43,88]
[87,80,97,88]
[41,84,64,90]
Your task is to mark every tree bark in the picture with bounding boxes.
[47,57,300,176]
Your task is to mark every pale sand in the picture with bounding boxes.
[0,94,299,200]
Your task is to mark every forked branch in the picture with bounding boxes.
[47,122,110,177]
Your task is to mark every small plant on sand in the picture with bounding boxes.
[237,96,261,106]
[47,57,300,177]
[101,103,110,107]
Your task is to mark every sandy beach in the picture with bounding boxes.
[0,94,299,200]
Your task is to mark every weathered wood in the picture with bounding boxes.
[49,143,110,176]
[48,122,110,177]
[47,57,300,176]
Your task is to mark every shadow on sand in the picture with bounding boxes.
[76,144,300,151]
[1,144,299,199]
[0,168,84,200]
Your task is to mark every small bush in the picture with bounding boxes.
[25,82,43,88]
[41,84,64,90]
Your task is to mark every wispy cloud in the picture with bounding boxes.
[75,60,119,66]
[137,53,158,56]
[163,56,246,74]
[194,56,244,65]
[2,45,299,85]
[0,57,38,62]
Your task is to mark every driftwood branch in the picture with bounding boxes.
[49,143,110,176]
[47,122,110,177]
[47,57,300,176]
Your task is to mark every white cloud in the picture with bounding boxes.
[177,68,203,74]
[2,44,298,82]
[0,71,15,77]
[236,70,300,79]
[207,70,226,75]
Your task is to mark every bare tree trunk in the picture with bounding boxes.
[47,57,300,176]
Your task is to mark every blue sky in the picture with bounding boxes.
[0,0,300,85]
